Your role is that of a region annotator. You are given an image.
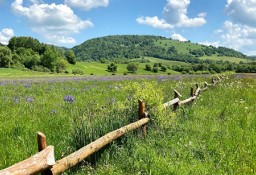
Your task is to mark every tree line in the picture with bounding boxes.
[0,36,76,72]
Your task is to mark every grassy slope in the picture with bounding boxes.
[200,55,251,63]
[154,39,204,54]
[154,39,250,63]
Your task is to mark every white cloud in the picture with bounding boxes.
[0,28,14,45]
[199,41,220,48]
[136,16,173,29]
[226,0,256,27]
[163,0,206,27]
[171,33,187,41]
[214,0,256,55]
[65,0,109,11]
[11,0,93,45]
[217,21,256,55]
[137,0,206,29]
[44,35,76,44]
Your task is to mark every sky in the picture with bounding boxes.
[0,0,256,55]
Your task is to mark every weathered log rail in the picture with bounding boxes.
[0,76,225,175]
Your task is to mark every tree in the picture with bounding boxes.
[152,67,159,73]
[145,64,152,71]
[127,63,137,73]
[107,62,117,73]
[65,50,76,64]
[0,46,12,68]
[56,59,68,73]
[41,46,59,71]
[161,65,167,72]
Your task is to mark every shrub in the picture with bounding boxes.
[145,64,152,71]
[107,62,117,73]
[127,63,138,73]
[161,65,167,72]
[72,69,84,75]
[152,67,159,73]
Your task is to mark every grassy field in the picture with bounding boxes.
[200,55,251,63]
[154,39,203,54]
[0,74,255,174]
[0,58,186,78]
[67,57,187,75]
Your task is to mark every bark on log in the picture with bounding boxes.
[0,146,55,175]
[50,118,150,175]
[200,87,208,91]
[163,98,179,109]
[194,88,201,96]
[179,96,197,105]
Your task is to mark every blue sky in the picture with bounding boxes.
[0,0,256,55]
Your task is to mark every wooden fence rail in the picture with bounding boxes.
[0,75,225,175]
[0,146,55,175]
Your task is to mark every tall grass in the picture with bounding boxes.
[2,75,253,175]
[78,75,256,175]
[1,75,202,170]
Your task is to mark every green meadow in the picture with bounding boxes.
[0,74,255,174]
[200,55,252,63]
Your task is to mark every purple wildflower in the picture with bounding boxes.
[13,97,20,104]
[25,96,34,103]
[64,95,75,103]
[23,83,31,88]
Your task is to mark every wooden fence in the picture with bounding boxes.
[0,76,225,175]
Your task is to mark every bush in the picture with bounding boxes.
[152,67,159,73]
[72,69,84,75]
[145,64,152,71]
[161,65,167,72]
[127,63,138,73]
[107,62,117,73]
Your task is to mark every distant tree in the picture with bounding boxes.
[0,46,12,67]
[65,50,76,64]
[152,67,159,73]
[41,46,59,71]
[153,63,159,67]
[56,59,68,73]
[107,62,117,73]
[161,65,167,72]
[145,64,152,71]
[127,63,137,73]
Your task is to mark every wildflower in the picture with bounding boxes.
[111,97,116,103]
[50,109,57,114]
[23,83,31,88]
[13,97,20,104]
[25,96,34,103]
[64,95,75,103]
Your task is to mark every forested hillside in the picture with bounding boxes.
[72,35,247,62]
[0,36,76,72]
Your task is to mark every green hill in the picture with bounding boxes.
[72,35,249,63]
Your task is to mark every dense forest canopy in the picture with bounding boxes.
[72,35,247,62]
[0,36,76,72]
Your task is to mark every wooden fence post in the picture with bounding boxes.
[212,78,215,85]
[138,100,147,137]
[190,87,194,104]
[37,132,52,175]
[190,87,194,97]
[173,90,181,111]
